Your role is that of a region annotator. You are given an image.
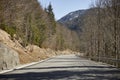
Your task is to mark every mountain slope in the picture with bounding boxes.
[0,0,82,51]
[58,9,90,52]
[58,10,86,31]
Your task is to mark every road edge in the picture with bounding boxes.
[0,56,55,74]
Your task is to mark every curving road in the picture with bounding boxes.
[0,54,120,80]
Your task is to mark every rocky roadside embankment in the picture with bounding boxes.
[0,29,80,71]
[0,42,20,71]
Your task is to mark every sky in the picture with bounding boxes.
[38,0,92,20]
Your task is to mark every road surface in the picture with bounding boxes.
[0,54,120,80]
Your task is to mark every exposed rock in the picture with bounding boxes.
[0,29,34,64]
[26,45,80,61]
[0,28,80,71]
[0,43,20,71]
[0,29,24,50]
[26,45,53,61]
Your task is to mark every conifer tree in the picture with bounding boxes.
[46,3,56,34]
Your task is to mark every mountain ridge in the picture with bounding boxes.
[58,9,86,23]
[58,9,87,31]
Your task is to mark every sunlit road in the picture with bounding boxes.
[0,54,120,80]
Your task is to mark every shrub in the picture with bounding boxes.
[0,23,16,37]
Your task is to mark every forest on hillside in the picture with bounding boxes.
[0,0,80,51]
[80,0,120,67]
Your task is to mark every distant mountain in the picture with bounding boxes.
[58,10,86,23]
[58,10,87,31]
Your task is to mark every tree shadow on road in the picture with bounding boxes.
[0,66,120,80]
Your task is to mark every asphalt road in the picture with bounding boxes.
[0,54,120,80]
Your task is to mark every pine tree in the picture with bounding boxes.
[46,3,56,34]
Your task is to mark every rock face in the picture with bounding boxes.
[0,43,20,71]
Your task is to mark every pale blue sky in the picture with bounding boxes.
[38,0,92,20]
